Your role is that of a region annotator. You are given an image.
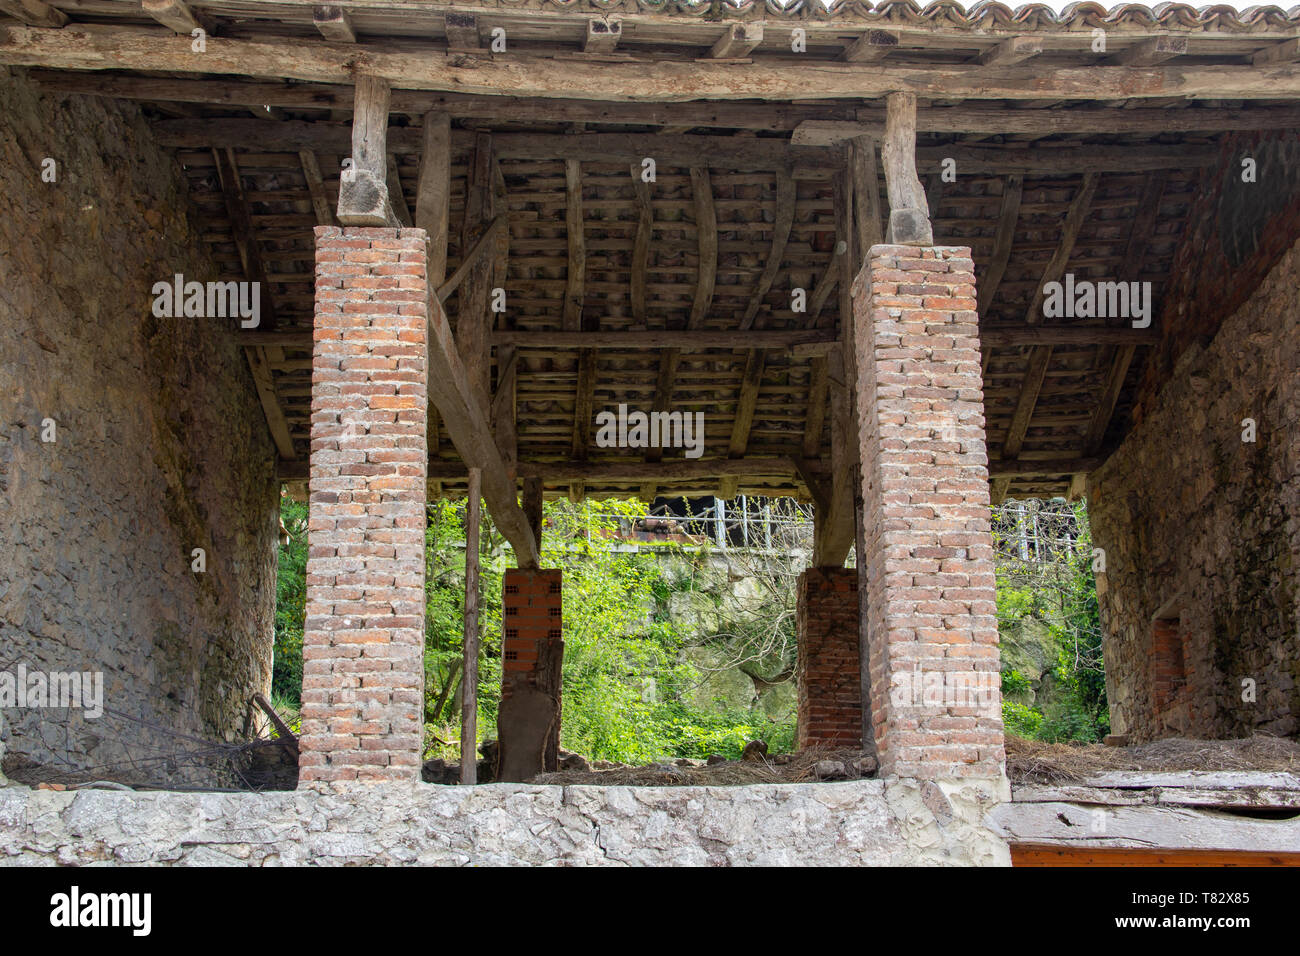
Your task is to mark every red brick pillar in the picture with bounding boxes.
[852,245,1004,780]
[299,226,428,787]
[796,568,863,749]
[497,568,563,782]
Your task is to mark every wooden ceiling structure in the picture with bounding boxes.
[5,0,1300,521]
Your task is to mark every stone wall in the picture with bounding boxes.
[0,779,1010,866]
[1088,236,1300,741]
[299,226,429,788]
[0,71,280,784]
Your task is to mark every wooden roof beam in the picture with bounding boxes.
[312,5,355,43]
[709,23,762,60]
[427,297,541,569]
[974,36,1042,67]
[1252,38,1300,67]
[141,0,208,35]
[1106,36,1187,67]
[337,75,397,226]
[1001,172,1099,462]
[0,0,65,27]
[12,25,1300,101]
[881,92,932,246]
[583,17,621,55]
[842,30,898,64]
[977,174,1023,316]
[444,11,480,51]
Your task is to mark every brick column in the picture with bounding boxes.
[497,568,563,781]
[299,226,429,788]
[796,568,863,749]
[852,245,1004,780]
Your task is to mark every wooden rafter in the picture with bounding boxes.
[583,17,621,55]
[646,166,715,464]
[0,0,65,27]
[1083,170,1167,458]
[629,165,653,329]
[710,23,762,60]
[141,0,207,35]
[312,5,356,43]
[212,148,295,462]
[1002,172,1099,463]
[298,150,335,227]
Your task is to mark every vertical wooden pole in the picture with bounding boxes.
[461,467,482,785]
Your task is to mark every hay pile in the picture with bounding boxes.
[1007,735,1300,784]
[529,747,873,787]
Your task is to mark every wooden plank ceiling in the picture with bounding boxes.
[7,0,1299,502]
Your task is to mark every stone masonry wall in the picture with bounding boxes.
[1088,235,1300,742]
[299,226,428,787]
[796,567,862,748]
[852,245,1005,782]
[0,778,1010,866]
[0,71,279,784]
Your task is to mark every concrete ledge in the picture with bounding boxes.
[0,777,1010,866]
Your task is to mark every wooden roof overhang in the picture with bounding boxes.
[4,0,1300,510]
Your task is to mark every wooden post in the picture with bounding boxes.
[460,467,482,785]
[523,476,544,550]
[337,75,398,226]
[881,92,933,246]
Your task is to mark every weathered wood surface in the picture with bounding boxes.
[990,801,1300,851]
[460,468,481,786]
[880,92,932,246]
[7,26,1300,102]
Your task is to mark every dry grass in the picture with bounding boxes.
[529,746,872,787]
[1007,734,1300,784]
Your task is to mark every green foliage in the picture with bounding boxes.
[271,498,308,703]
[993,500,1109,743]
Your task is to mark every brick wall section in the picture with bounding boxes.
[1150,618,1186,715]
[499,568,564,776]
[852,244,1005,780]
[796,568,863,748]
[299,226,429,787]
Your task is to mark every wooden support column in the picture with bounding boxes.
[460,132,494,412]
[522,476,544,549]
[880,92,933,246]
[337,75,397,226]
[416,110,451,465]
[461,467,481,785]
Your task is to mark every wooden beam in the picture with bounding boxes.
[630,164,653,328]
[416,111,451,286]
[141,0,207,35]
[522,475,544,548]
[562,159,585,332]
[974,36,1042,67]
[0,0,64,27]
[1082,172,1166,456]
[1252,37,1300,67]
[740,175,795,331]
[385,153,412,227]
[710,23,762,60]
[337,74,396,226]
[443,11,479,51]
[814,346,855,567]
[976,174,1022,316]
[647,167,715,464]
[436,214,505,304]
[312,4,355,43]
[842,30,898,63]
[571,350,597,460]
[487,329,837,351]
[583,17,621,55]
[427,297,540,568]
[40,72,1300,133]
[1107,36,1187,67]
[728,349,765,459]
[1003,172,1099,462]
[801,356,830,461]
[987,457,1104,478]
[460,466,481,786]
[980,326,1159,348]
[8,27,1300,101]
[850,136,884,260]
[299,150,335,226]
[459,132,494,412]
[881,92,932,246]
